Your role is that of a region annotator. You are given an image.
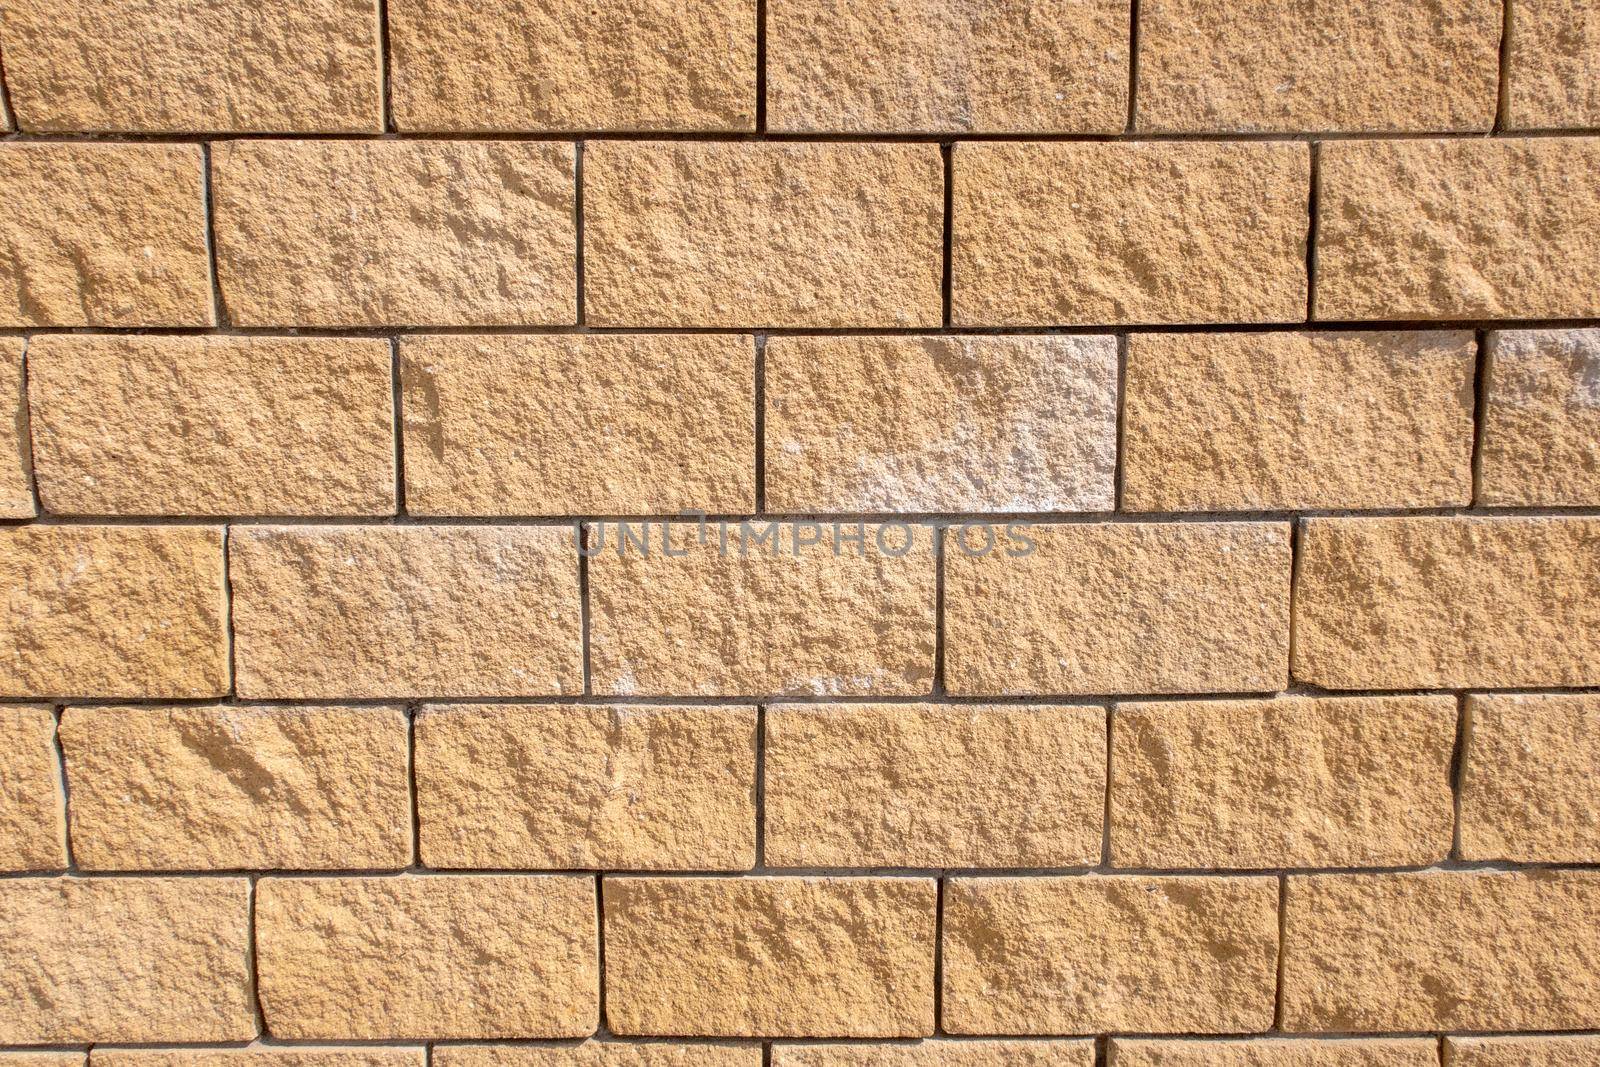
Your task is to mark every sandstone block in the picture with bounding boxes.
[0,338,31,516]
[1446,1036,1600,1066]
[0,1056,83,1067]
[435,1046,759,1067]
[0,705,65,870]
[95,1053,424,1067]
[772,1042,1095,1066]
[1477,329,1600,505]
[1505,0,1600,129]
[1110,1040,1439,1066]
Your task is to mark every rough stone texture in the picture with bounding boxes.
[1459,693,1600,863]
[1111,695,1457,869]
[0,705,66,870]
[0,1057,82,1067]
[256,875,597,1039]
[212,140,576,327]
[0,0,381,132]
[1477,329,1600,505]
[0,876,254,1044]
[28,335,395,517]
[945,522,1291,696]
[767,0,1127,133]
[1293,517,1600,689]
[1110,1040,1439,1066]
[1446,1036,1600,1067]
[773,1042,1095,1066]
[1122,331,1476,511]
[230,525,582,699]
[585,142,942,327]
[1315,138,1600,320]
[389,0,754,131]
[0,525,228,698]
[952,141,1308,326]
[402,334,755,515]
[1505,0,1600,129]
[1282,870,1600,1031]
[604,876,936,1037]
[1135,0,1501,133]
[0,144,211,326]
[60,704,412,871]
[96,1054,423,1067]
[588,522,936,697]
[764,335,1117,513]
[764,703,1105,867]
[435,1046,759,1067]
[942,876,1280,1034]
[0,337,31,517]
[416,703,756,869]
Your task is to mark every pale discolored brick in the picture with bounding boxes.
[1110,1039,1439,1066]
[28,335,395,517]
[435,1046,759,1067]
[0,877,253,1044]
[1505,0,1600,129]
[772,1042,1095,1066]
[1446,1036,1600,1066]
[1293,517,1600,689]
[230,525,582,699]
[604,876,936,1037]
[1477,329,1600,505]
[94,1053,424,1067]
[945,522,1291,696]
[764,703,1105,868]
[952,142,1308,326]
[765,335,1118,513]
[0,705,66,871]
[401,334,755,516]
[213,140,576,327]
[0,144,211,326]
[416,703,756,870]
[1122,331,1476,511]
[0,337,31,516]
[0,525,228,698]
[256,875,597,1039]
[942,876,1280,1033]
[585,142,943,327]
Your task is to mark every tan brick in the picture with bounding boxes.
[588,522,935,697]
[952,142,1308,326]
[1111,696,1456,869]
[1111,1040,1439,1067]
[1478,329,1600,505]
[773,1042,1095,1066]
[1293,517,1600,689]
[1506,0,1600,129]
[416,703,756,870]
[0,876,253,1044]
[257,875,596,1039]
[765,335,1117,513]
[401,334,755,516]
[0,0,380,132]
[95,1053,423,1067]
[1123,331,1476,511]
[0,337,31,516]
[942,875,1279,1033]
[1315,138,1600,320]
[0,144,211,326]
[0,705,65,870]
[585,142,942,327]
[390,0,753,132]
[213,140,575,327]
[767,0,1127,133]
[29,335,395,517]
[0,525,228,698]
[945,522,1291,696]
[604,876,936,1037]
[1446,1036,1600,1067]
[230,525,582,699]
[435,1046,759,1067]
[765,703,1105,868]
[1,1056,83,1067]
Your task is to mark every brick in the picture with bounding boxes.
[952,142,1308,326]
[0,144,211,326]
[416,703,756,870]
[389,0,753,131]
[0,876,253,1043]
[1477,328,1600,505]
[0,0,380,132]
[1505,0,1600,129]
[585,142,942,327]
[603,876,936,1037]
[0,337,31,516]
[1110,1040,1439,1066]
[1315,138,1600,320]
[401,334,755,516]
[1446,1036,1600,1067]
[945,522,1291,696]
[213,140,576,327]
[942,875,1279,1033]
[1122,331,1476,511]
[60,704,411,871]
[28,335,395,517]
[764,703,1104,867]
[1293,517,1600,689]
[95,1054,423,1067]
[256,875,596,1039]
[1459,693,1600,863]
[435,1046,759,1067]
[766,0,1127,133]
[588,522,935,697]
[230,525,582,699]
[0,525,228,698]
[1111,696,1456,869]
[1,1057,83,1067]
[772,1042,1095,1066]
[0,705,65,870]
[1135,0,1501,133]
[764,335,1117,513]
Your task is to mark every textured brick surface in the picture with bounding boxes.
[1477,328,1600,506]
[95,1054,424,1067]
[1110,1040,1438,1066]
[1446,1036,1600,1066]
[435,1049,758,1067]
[1505,0,1600,129]
[773,1043,1095,1066]
[0,337,31,517]
[0,705,66,871]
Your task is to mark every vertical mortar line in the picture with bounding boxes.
[753,702,767,868]
[408,702,422,868]
[222,524,238,696]
[1303,142,1320,323]
[1437,1036,1449,1067]
[578,523,593,696]
[754,0,768,132]
[1124,0,1141,133]
[1271,873,1288,1031]
[390,337,407,517]
[932,525,946,696]
[200,142,228,329]
[1113,333,1129,511]
[1449,693,1472,861]
[51,704,75,871]
[1493,0,1514,132]
[932,872,946,1035]
[1101,702,1114,867]
[574,140,586,327]
[18,335,43,516]
[754,333,767,514]
[1469,330,1491,506]
[594,872,609,1035]
[378,0,396,133]
[247,875,269,1037]
[941,143,955,328]
[1095,1034,1109,1067]
[1285,517,1303,677]
[762,1043,773,1067]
